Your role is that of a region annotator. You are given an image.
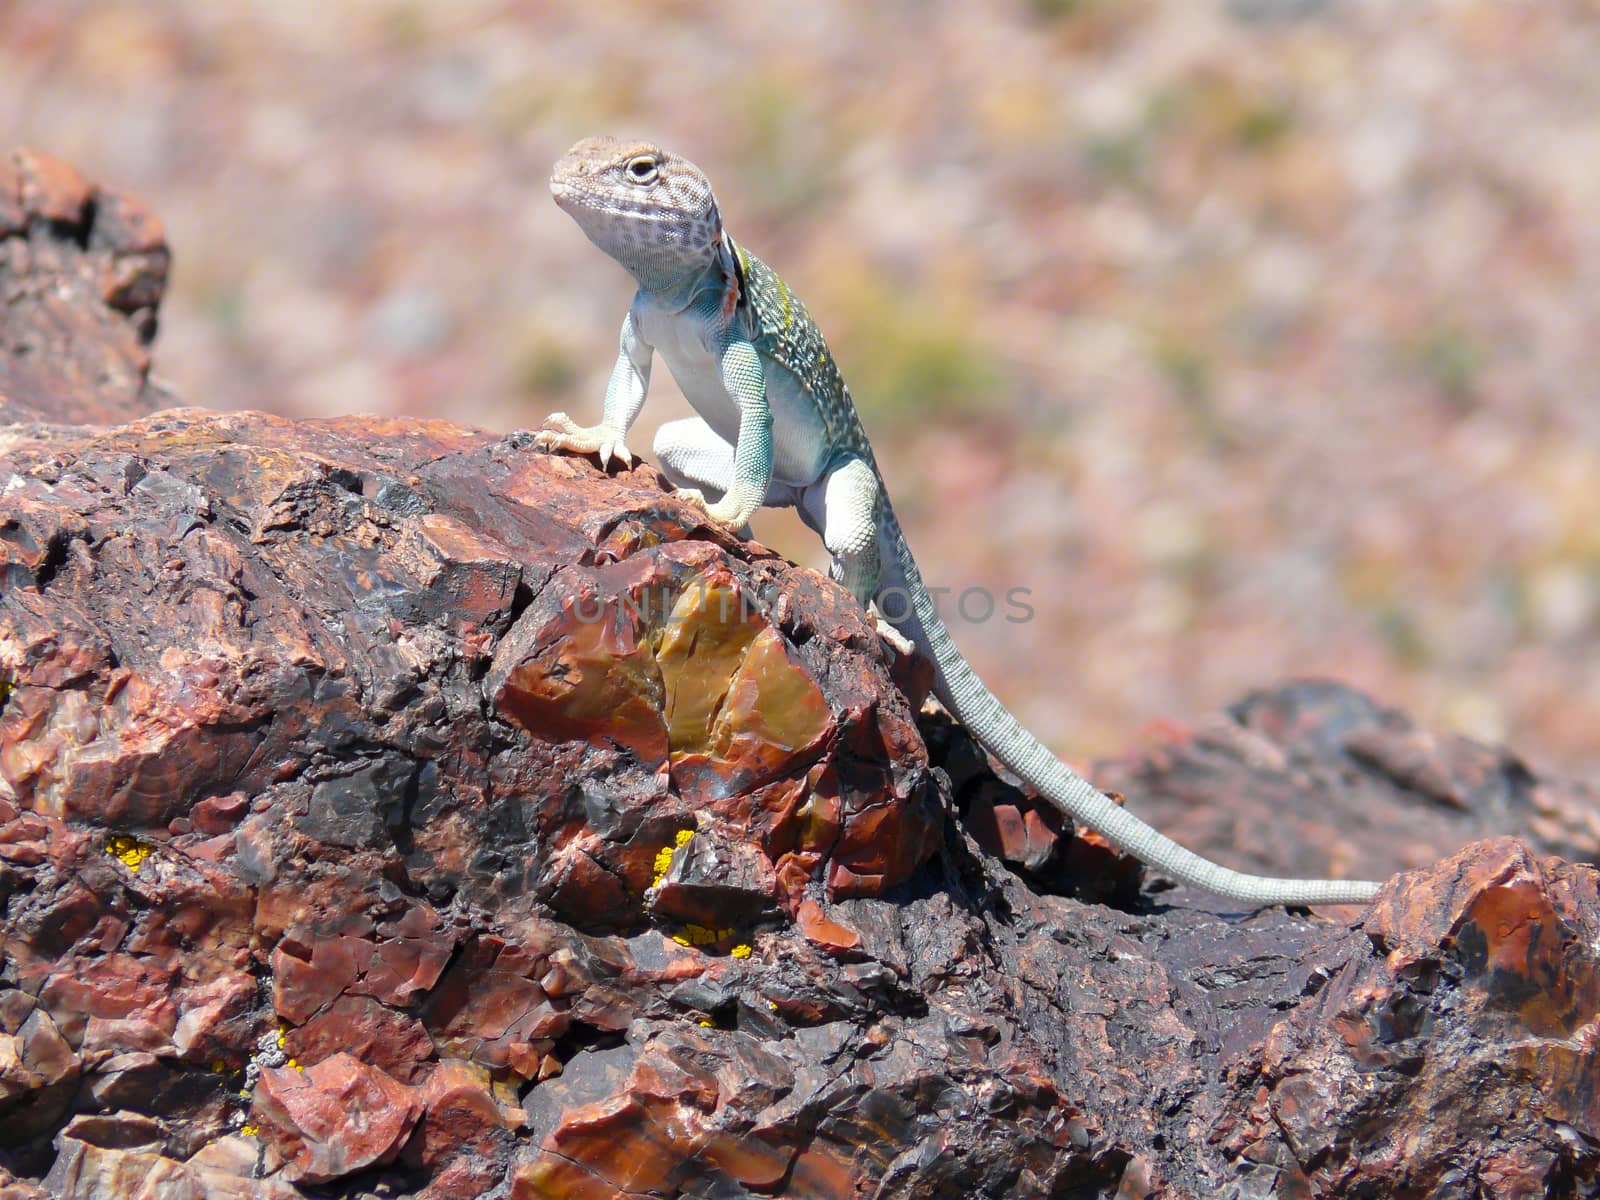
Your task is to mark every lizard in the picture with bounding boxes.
[537,135,1381,907]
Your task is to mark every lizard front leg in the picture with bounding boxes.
[536,311,651,468]
[678,337,773,530]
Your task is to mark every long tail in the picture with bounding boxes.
[875,507,1381,907]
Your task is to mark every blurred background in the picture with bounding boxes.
[4,0,1600,780]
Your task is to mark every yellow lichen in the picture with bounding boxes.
[651,827,696,887]
[731,944,752,959]
[105,835,153,872]
[671,923,734,947]
[240,1125,258,1138]
[286,1058,301,1071]
[697,1019,714,1028]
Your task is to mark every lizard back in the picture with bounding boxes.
[730,240,876,467]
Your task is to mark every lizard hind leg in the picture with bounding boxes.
[654,417,800,537]
[814,454,887,613]
[654,417,736,500]
[812,459,914,657]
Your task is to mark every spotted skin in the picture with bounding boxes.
[732,243,873,464]
[538,137,1382,908]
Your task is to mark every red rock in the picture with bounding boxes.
[795,898,862,955]
[171,971,255,1061]
[14,148,89,225]
[287,994,434,1084]
[1254,838,1600,1196]
[0,153,22,235]
[270,933,361,1025]
[489,574,671,764]
[254,1052,422,1184]
[405,1058,515,1172]
[423,938,571,1071]
[38,953,177,1043]
[188,792,248,836]
[43,1131,301,1200]
[519,1094,680,1198]
[539,836,634,927]
[361,911,455,1005]
[41,1142,198,1200]
[80,1015,172,1058]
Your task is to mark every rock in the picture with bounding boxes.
[1094,679,1600,889]
[1246,837,1600,1196]
[253,1052,421,1184]
[2,149,1597,1198]
[0,148,173,426]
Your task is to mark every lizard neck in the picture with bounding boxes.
[615,229,745,316]
[609,238,732,315]
[619,258,712,313]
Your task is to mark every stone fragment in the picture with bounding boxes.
[650,824,778,929]
[405,1057,517,1173]
[286,994,434,1083]
[14,147,90,225]
[253,1052,421,1184]
[795,898,863,955]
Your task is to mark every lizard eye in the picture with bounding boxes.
[625,155,658,184]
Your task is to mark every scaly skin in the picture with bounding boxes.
[539,135,1382,907]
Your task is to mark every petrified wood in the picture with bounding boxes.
[0,150,1596,1200]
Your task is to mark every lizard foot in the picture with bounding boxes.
[534,413,636,469]
[672,486,750,534]
[873,614,917,658]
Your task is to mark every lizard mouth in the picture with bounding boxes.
[549,175,585,212]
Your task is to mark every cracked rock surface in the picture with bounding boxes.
[1,152,1597,1200]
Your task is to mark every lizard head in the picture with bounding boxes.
[551,136,724,292]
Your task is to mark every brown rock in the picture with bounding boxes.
[1095,679,1600,890]
[1248,838,1600,1196]
[14,148,90,225]
[795,897,863,955]
[43,1130,300,1200]
[0,150,170,426]
[649,824,778,928]
[405,1057,517,1178]
[253,1052,421,1184]
[286,994,435,1083]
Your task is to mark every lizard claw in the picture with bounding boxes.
[672,487,748,533]
[704,496,752,529]
[534,413,635,469]
[873,613,917,658]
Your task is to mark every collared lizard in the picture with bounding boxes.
[537,135,1380,907]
